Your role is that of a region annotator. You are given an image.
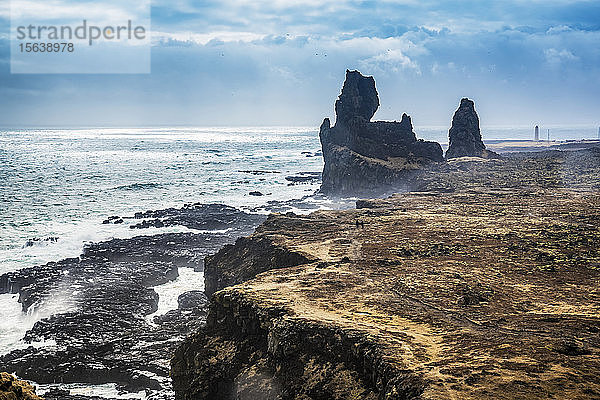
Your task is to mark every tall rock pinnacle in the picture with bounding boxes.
[446,98,490,159]
[334,70,380,126]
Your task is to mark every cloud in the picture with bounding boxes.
[546,25,573,34]
[544,48,578,64]
[359,49,421,75]
[153,31,266,45]
[1,0,600,125]
[10,0,148,24]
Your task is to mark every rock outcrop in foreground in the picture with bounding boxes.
[445,98,498,159]
[172,148,600,400]
[319,70,443,196]
[0,373,41,400]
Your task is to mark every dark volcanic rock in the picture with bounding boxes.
[171,290,424,400]
[204,230,313,297]
[284,172,321,185]
[0,204,266,399]
[130,203,264,230]
[334,69,379,125]
[445,98,499,160]
[177,290,208,310]
[0,234,220,395]
[319,70,443,196]
[23,237,58,247]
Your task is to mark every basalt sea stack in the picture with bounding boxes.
[319,70,443,196]
[446,98,498,159]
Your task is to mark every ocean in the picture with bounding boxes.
[0,125,598,397]
[0,127,328,366]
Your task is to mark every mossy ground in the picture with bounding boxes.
[176,150,600,399]
[229,185,600,399]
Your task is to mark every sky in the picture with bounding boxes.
[0,0,599,127]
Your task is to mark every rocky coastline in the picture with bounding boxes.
[2,150,599,400]
[172,153,600,398]
[170,67,600,398]
[0,204,266,398]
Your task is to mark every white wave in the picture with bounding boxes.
[0,220,200,276]
[146,267,205,323]
[35,382,147,400]
[0,292,65,356]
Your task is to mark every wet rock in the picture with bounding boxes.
[446,98,499,159]
[102,216,121,224]
[238,170,280,175]
[284,172,321,185]
[178,291,208,310]
[129,203,264,230]
[41,388,109,400]
[23,237,59,247]
[0,204,267,399]
[130,219,164,229]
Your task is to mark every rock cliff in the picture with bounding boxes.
[319,70,443,196]
[172,159,600,399]
[204,233,313,297]
[445,98,499,159]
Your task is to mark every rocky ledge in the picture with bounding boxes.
[0,373,41,400]
[172,152,600,399]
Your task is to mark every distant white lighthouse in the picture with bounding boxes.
[534,125,539,141]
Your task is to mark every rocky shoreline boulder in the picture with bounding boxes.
[319,70,443,196]
[0,373,41,400]
[446,98,499,159]
[0,204,267,399]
